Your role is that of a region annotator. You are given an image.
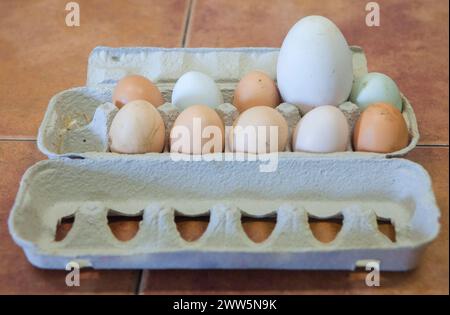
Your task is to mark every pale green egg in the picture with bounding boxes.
[350,72,403,111]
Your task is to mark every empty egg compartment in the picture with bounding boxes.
[37,82,418,158]
[9,155,440,270]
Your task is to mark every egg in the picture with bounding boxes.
[353,103,409,153]
[171,71,224,110]
[350,72,403,111]
[230,106,288,154]
[292,105,349,153]
[112,74,164,109]
[109,100,165,154]
[277,16,353,111]
[233,70,281,112]
[170,105,224,154]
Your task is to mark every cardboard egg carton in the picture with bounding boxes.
[9,155,440,270]
[9,47,438,271]
[37,47,419,158]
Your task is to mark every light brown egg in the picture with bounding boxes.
[353,102,409,153]
[109,100,165,154]
[233,70,281,112]
[230,106,288,153]
[170,105,224,155]
[112,74,164,109]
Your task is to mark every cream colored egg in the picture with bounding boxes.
[292,105,349,153]
[170,105,224,154]
[109,100,165,154]
[230,106,288,154]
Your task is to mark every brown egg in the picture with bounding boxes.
[353,102,409,153]
[109,100,165,154]
[170,105,224,155]
[230,106,288,153]
[112,74,164,109]
[233,70,281,112]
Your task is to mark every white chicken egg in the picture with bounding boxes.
[277,15,353,112]
[172,71,224,110]
[292,105,349,153]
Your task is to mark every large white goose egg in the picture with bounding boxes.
[277,16,353,112]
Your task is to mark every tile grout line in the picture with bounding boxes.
[134,269,144,295]
[181,0,194,47]
[0,138,36,142]
[415,144,450,148]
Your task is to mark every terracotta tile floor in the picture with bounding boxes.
[0,0,190,139]
[0,0,448,294]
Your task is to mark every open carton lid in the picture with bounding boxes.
[8,155,440,270]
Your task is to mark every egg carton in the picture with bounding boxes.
[8,155,440,270]
[10,47,437,271]
[37,47,419,158]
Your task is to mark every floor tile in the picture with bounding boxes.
[187,0,449,145]
[0,141,140,294]
[0,0,190,139]
[139,147,448,295]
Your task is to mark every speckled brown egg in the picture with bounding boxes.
[112,74,164,109]
[233,70,281,112]
[230,106,288,153]
[170,105,225,155]
[353,102,409,153]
